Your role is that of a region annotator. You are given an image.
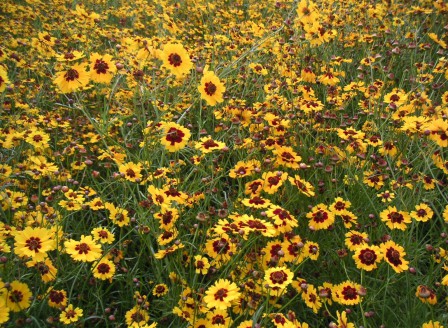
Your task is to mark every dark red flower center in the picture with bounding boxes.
[386,247,402,266]
[168,53,182,67]
[9,290,24,303]
[342,286,358,300]
[313,210,328,223]
[204,82,217,96]
[214,288,228,301]
[359,249,377,265]
[26,237,42,251]
[166,127,185,145]
[64,69,79,81]
[94,59,109,74]
[49,290,65,304]
[388,212,404,223]
[75,242,91,254]
[97,263,111,274]
[270,271,287,284]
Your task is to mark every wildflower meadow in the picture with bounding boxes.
[1,0,448,327]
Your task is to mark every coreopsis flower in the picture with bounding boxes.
[154,207,179,230]
[425,118,448,147]
[193,255,210,274]
[444,205,448,223]
[304,241,320,260]
[249,63,268,75]
[0,297,10,324]
[415,285,437,305]
[229,160,260,178]
[333,281,364,306]
[380,240,409,273]
[198,70,226,106]
[31,258,58,283]
[263,266,294,293]
[194,136,226,154]
[92,258,116,281]
[53,63,90,93]
[240,195,268,209]
[206,309,232,327]
[302,284,322,313]
[377,190,395,202]
[160,43,193,78]
[244,179,264,195]
[335,311,355,328]
[13,226,56,261]
[383,88,408,107]
[265,205,298,234]
[125,306,150,327]
[159,122,191,152]
[338,210,358,229]
[410,203,434,222]
[272,145,302,169]
[105,202,131,227]
[352,245,383,271]
[119,162,143,182]
[60,304,83,325]
[47,288,68,309]
[422,321,445,328]
[203,279,241,310]
[91,227,115,244]
[306,204,335,230]
[236,215,276,238]
[64,235,102,262]
[345,231,369,251]
[4,281,32,312]
[288,175,315,197]
[329,197,351,214]
[152,284,169,297]
[261,171,288,194]
[89,53,116,83]
[0,66,10,92]
[380,206,411,230]
[55,50,85,62]
[204,235,236,265]
[25,129,51,149]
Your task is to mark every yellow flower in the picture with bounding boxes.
[410,203,434,222]
[60,304,83,325]
[193,255,210,274]
[306,204,335,230]
[352,245,383,271]
[14,226,56,262]
[92,258,116,281]
[4,281,32,312]
[160,43,193,78]
[159,122,191,152]
[64,235,102,262]
[47,288,68,309]
[0,66,10,92]
[379,206,411,230]
[203,279,241,310]
[0,297,10,324]
[89,53,116,83]
[263,266,294,293]
[91,227,115,244]
[119,162,143,182]
[380,240,409,273]
[125,306,149,327]
[333,281,364,306]
[53,63,90,93]
[198,70,226,106]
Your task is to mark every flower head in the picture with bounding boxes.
[198,70,225,106]
[203,279,241,310]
